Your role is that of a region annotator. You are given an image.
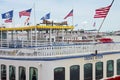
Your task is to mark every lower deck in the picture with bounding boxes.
[0,52,120,80]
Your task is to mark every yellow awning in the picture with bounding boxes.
[0,25,74,31]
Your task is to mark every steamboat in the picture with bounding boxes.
[0,0,118,79]
[0,24,120,80]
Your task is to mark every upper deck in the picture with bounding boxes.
[0,25,120,59]
[0,42,120,58]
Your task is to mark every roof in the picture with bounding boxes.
[0,25,74,31]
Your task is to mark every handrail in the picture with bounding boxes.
[0,42,120,57]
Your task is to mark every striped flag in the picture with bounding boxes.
[24,17,30,25]
[19,8,32,18]
[64,9,73,19]
[94,5,111,18]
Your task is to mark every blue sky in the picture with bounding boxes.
[0,0,120,32]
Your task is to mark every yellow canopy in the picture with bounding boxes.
[0,25,74,31]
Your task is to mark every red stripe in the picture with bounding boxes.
[94,15,107,18]
[96,10,109,13]
[5,19,12,23]
[95,12,108,15]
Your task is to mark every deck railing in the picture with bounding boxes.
[0,42,120,57]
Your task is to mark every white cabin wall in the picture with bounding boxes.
[1,53,120,80]
[42,58,85,80]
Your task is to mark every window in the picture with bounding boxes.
[96,62,103,79]
[29,67,38,80]
[107,60,114,77]
[84,63,92,80]
[117,59,120,75]
[54,67,65,80]
[9,65,16,80]
[19,66,26,80]
[1,64,7,80]
[70,65,80,80]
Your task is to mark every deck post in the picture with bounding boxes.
[31,28,33,47]
[1,30,2,47]
[27,31,29,47]
[7,30,9,48]
[22,29,24,47]
[49,29,52,46]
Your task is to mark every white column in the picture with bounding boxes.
[62,29,64,43]
[35,27,37,47]
[114,59,117,77]
[38,63,42,80]
[26,66,29,80]
[7,31,9,47]
[27,31,29,47]
[16,66,18,80]
[65,66,70,80]
[31,28,32,47]
[80,63,84,80]
[103,61,106,79]
[7,65,9,80]
[1,30,2,47]
[21,29,23,47]
[49,29,52,45]
[93,62,95,80]
[14,30,16,48]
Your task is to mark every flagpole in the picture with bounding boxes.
[33,3,36,26]
[33,2,38,48]
[97,18,105,32]
[97,0,114,33]
[72,9,74,26]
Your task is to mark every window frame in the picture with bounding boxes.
[19,66,26,80]
[107,60,114,77]
[70,65,80,80]
[84,63,93,80]
[9,65,16,80]
[1,64,7,80]
[54,67,65,80]
[29,67,38,80]
[95,62,103,80]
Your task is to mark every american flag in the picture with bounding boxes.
[64,9,73,19]
[94,5,111,18]
[19,9,32,18]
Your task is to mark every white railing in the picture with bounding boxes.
[0,39,49,48]
[0,42,120,57]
